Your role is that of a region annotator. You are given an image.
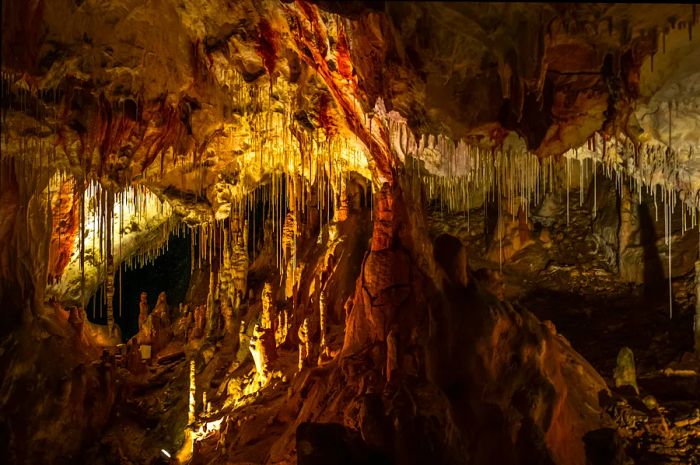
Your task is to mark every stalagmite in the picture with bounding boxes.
[318,290,330,361]
[275,309,289,347]
[222,297,235,336]
[193,304,206,339]
[188,359,196,425]
[298,317,310,372]
[282,208,298,297]
[68,305,85,334]
[261,283,274,330]
[232,222,249,309]
[249,323,277,384]
[613,347,639,394]
[138,291,149,333]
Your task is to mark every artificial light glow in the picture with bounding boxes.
[46,176,174,306]
[193,417,225,440]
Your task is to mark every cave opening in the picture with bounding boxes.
[86,229,193,340]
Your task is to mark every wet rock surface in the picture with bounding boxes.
[2,2,700,465]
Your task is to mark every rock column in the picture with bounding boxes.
[188,359,196,425]
[298,317,310,371]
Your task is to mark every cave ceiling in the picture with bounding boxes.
[2,1,698,213]
[2,2,699,308]
[3,3,700,465]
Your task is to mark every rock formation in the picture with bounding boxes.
[138,292,149,333]
[2,2,700,465]
[614,347,639,394]
[261,283,274,330]
[298,317,311,372]
[249,323,277,384]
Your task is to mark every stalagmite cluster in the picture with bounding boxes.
[298,317,310,372]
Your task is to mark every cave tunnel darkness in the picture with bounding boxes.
[86,231,193,340]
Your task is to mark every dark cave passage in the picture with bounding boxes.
[86,231,192,340]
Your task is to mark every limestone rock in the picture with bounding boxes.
[613,347,639,394]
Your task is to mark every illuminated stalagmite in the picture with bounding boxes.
[188,359,196,426]
[249,323,277,383]
[298,317,310,372]
[318,289,330,361]
[261,283,274,330]
[231,226,249,311]
[275,308,289,347]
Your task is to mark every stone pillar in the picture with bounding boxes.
[282,211,298,299]
[138,292,149,333]
[151,291,171,352]
[68,305,84,334]
[249,324,277,383]
[222,297,235,336]
[193,304,205,339]
[613,347,638,394]
[298,317,310,371]
[232,227,249,309]
[275,308,289,347]
[261,283,273,330]
[319,290,328,353]
[188,359,196,425]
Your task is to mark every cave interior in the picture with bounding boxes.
[1,1,700,464]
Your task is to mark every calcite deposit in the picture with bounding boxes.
[1,2,700,465]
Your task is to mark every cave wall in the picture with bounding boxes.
[1,2,699,465]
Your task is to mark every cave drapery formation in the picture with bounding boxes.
[1,1,700,464]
